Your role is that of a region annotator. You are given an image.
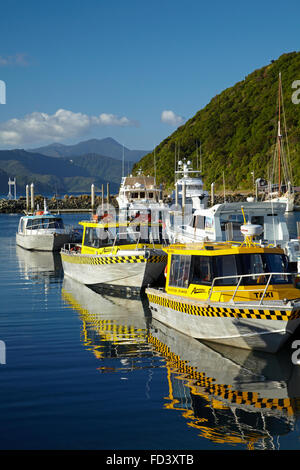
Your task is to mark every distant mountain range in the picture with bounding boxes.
[29,137,149,162]
[0,138,150,195]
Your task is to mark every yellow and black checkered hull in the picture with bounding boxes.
[61,248,167,294]
[146,288,300,352]
[148,319,300,440]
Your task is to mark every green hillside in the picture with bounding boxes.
[134,52,300,191]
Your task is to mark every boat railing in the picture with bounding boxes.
[207,272,292,306]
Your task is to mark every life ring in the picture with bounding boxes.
[35,211,44,215]
[102,214,113,222]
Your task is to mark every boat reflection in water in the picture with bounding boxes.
[60,276,300,449]
[61,277,155,371]
[148,319,300,449]
[16,245,63,283]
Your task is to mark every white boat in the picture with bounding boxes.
[166,201,300,270]
[264,73,295,212]
[170,158,209,209]
[116,168,163,211]
[16,205,73,251]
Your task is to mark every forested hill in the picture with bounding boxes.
[134,51,300,191]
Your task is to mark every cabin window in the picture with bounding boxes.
[194,216,205,230]
[25,219,32,230]
[213,255,238,285]
[20,219,25,233]
[148,192,153,198]
[238,253,265,284]
[234,253,291,285]
[205,217,213,229]
[47,218,64,229]
[169,255,191,289]
[190,256,213,285]
[264,253,290,284]
[84,227,111,248]
[239,253,290,285]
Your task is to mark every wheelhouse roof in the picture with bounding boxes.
[164,242,284,256]
[79,220,162,228]
[21,214,62,220]
[196,201,286,216]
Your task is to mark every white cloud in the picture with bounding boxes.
[161,110,184,126]
[0,108,138,146]
[0,53,29,66]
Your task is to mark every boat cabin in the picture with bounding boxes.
[117,172,162,209]
[164,242,296,303]
[79,220,169,255]
[18,214,65,234]
[183,202,290,243]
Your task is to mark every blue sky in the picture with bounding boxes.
[0,0,299,150]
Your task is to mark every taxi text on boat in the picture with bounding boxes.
[60,215,168,295]
[146,220,300,352]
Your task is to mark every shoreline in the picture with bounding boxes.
[1,192,297,214]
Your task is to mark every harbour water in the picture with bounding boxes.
[2,212,300,450]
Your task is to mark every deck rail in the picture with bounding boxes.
[207,272,292,305]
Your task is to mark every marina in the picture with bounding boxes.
[1,3,300,453]
[2,211,300,450]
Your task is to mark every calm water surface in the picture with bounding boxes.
[2,212,300,450]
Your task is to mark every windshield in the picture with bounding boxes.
[174,252,291,287]
[26,218,64,230]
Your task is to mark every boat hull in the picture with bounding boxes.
[16,232,71,251]
[146,288,300,353]
[61,249,167,295]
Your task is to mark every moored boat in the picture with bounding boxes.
[61,217,168,296]
[16,205,73,251]
[264,73,295,213]
[146,224,300,352]
[166,201,300,271]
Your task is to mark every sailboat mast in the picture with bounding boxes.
[278,73,281,196]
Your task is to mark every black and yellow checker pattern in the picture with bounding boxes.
[147,292,300,322]
[61,252,167,265]
[148,333,296,416]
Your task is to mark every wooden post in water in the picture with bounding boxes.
[30,183,34,213]
[175,183,178,206]
[297,221,300,239]
[211,182,215,206]
[26,184,29,213]
[91,184,95,211]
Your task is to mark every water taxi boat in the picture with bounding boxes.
[61,218,168,296]
[146,223,300,352]
[16,206,74,251]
